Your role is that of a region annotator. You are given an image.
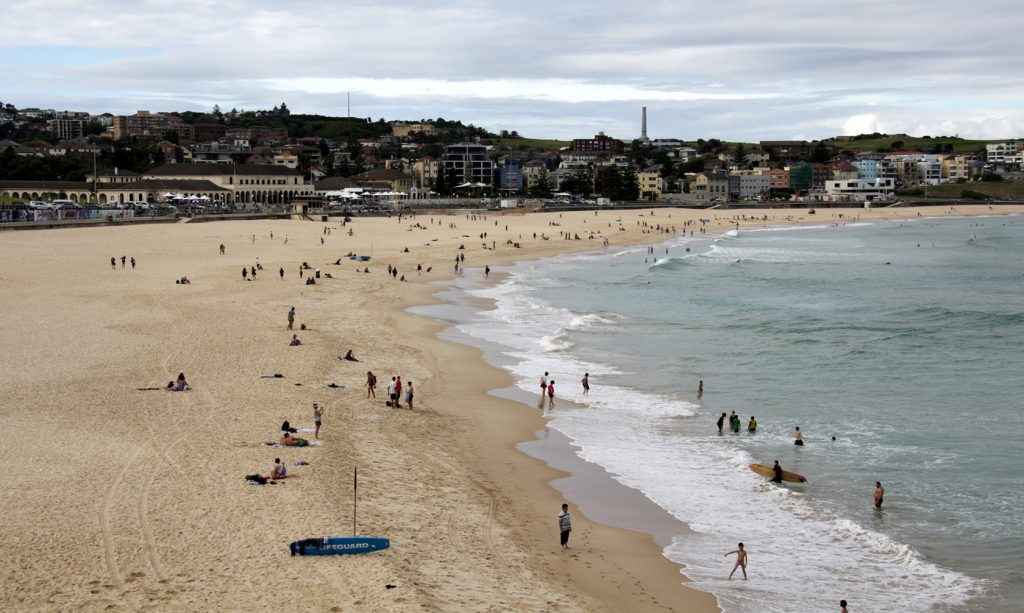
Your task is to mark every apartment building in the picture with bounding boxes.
[442,142,493,184]
[824,178,895,202]
[570,132,624,153]
[694,172,729,202]
[637,171,662,200]
[985,141,1021,165]
[47,118,86,141]
[112,111,180,139]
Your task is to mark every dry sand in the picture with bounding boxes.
[1,204,1019,611]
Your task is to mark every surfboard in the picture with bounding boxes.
[289,537,390,556]
[749,463,807,483]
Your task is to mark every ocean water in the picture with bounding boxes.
[456,215,1024,612]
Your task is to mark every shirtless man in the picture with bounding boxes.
[280,433,308,447]
[874,482,884,509]
[725,543,747,579]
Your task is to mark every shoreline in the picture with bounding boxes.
[405,271,719,610]
[1,205,1021,611]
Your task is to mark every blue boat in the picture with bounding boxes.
[289,536,389,556]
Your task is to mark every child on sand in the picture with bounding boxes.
[725,543,747,579]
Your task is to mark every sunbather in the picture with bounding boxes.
[280,433,309,447]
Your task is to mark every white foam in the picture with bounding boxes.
[452,244,986,612]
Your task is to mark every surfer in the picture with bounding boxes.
[772,460,783,483]
[717,412,726,433]
[794,426,804,446]
[558,503,572,550]
[874,482,884,509]
[725,543,747,580]
[747,416,757,432]
[313,403,323,439]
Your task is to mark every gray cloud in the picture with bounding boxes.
[2,0,1023,139]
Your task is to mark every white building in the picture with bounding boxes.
[986,141,1021,165]
[825,178,895,202]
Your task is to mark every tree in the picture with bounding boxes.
[162,129,180,145]
[562,167,593,198]
[529,169,551,198]
[279,102,289,116]
[434,164,447,196]
[810,141,831,163]
[620,166,640,201]
[733,143,748,167]
[212,104,222,117]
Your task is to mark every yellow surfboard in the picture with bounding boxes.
[749,463,807,483]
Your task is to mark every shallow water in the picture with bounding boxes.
[457,215,1024,612]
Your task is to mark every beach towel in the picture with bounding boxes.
[263,440,322,447]
[296,428,315,433]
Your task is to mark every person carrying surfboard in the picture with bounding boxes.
[772,460,783,483]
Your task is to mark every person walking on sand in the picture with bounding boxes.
[725,543,747,580]
[874,482,884,509]
[547,380,556,409]
[581,372,589,395]
[394,377,402,407]
[130,257,136,269]
[279,267,284,280]
[284,234,288,245]
[111,256,116,269]
[794,426,805,446]
[242,267,248,280]
[558,503,572,550]
[313,403,323,439]
[717,412,726,433]
[287,306,295,330]
[121,255,126,268]
[540,372,548,396]
[366,371,377,398]
[405,381,414,410]
[220,243,225,255]
[387,377,397,406]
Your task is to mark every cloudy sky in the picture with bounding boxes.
[2,0,1022,141]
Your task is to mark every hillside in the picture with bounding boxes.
[828,134,992,153]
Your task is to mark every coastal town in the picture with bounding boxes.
[1,100,1022,222]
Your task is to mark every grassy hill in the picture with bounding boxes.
[898,180,1024,199]
[483,137,570,151]
[829,134,991,153]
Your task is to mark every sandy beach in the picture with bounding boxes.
[1,204,1020,611]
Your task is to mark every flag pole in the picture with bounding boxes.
[353,466,358,536]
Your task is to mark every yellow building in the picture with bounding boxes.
[942,155,973,180]
[637,171,662,199]
[413,157,440,189]
[391,122,438,138]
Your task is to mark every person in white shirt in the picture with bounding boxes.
[558,503,572,550]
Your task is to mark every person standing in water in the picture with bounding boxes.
[794,426,804,446]
[747,416,757,433]
[313,403,323,439]
[581,373,589,395]
[840,600,849,613]
[874,482,884,509]
[772,460,783,483]
[717,412,726,433]
[547,380,556,409]
[725,543,747,580]
[698,380,704,397]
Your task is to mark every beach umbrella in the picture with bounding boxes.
[199,195,211,201]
